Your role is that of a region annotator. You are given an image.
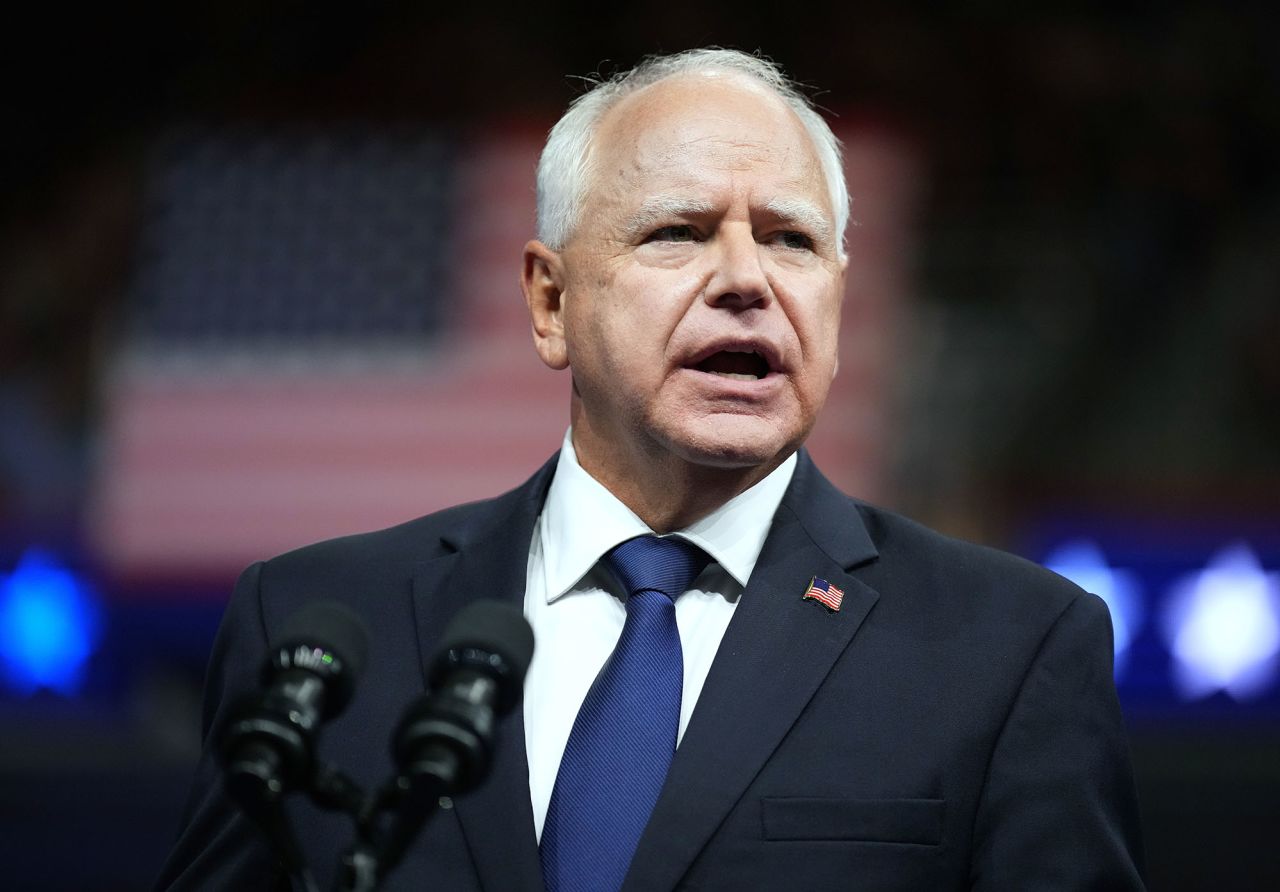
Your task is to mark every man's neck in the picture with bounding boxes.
[568,421,785,534]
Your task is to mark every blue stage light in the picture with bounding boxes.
[1043,540,1145,678]
[0,549,101,696]
[1160,544,1280,702]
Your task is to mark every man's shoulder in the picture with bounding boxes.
[262,502,475,569]
[794,455,1084,616]
[857,499,1070,584]
[848,496,1094,623]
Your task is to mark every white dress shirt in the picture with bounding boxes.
[522,431,797,840]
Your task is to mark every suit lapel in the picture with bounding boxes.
[622,454,880,892]
[409,456,557,892]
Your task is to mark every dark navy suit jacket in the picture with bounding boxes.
[157,452,1145,890]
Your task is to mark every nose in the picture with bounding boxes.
[705,225,771,310]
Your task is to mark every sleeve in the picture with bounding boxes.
[152,561,292,891]
[968,590,1146,891]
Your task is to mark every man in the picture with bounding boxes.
[158,49,1145,890]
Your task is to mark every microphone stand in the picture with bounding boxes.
[224,601,532,891]
[333,674,491,891]
[227,694,499,892]
[333,766,452,892]
[260,744,465,892]
[297,762,395,892]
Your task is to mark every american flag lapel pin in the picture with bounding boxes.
[802,576,844,612]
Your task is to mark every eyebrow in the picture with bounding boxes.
[763,198,835,246]
[620,195,717,240]
[618,194,836,246]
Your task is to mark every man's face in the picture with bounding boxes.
[532,74,846,481]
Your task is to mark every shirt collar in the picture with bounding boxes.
[539,430,797,602]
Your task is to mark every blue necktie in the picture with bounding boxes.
[541,535,711,892]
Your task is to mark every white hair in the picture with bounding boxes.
[536,48,850,258]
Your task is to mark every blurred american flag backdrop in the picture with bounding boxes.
[86,121,916,586]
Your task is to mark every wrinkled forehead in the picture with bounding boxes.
[586,73,829,211]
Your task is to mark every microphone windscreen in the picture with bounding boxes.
[431,601,535,697]
[275,600,372,679]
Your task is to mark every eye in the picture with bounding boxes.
[645,224,699,243]
[773,230,815,251]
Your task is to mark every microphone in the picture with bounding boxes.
[372,600,534,880]
[219,601,372,809]
[396,599,534,791]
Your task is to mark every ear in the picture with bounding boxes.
[521,240,570,370]
[832,255,849,381]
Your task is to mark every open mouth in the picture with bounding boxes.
[693,349,771,381]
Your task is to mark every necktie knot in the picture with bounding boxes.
[604,535,710,602]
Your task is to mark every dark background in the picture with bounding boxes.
[2,2,1278,888]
